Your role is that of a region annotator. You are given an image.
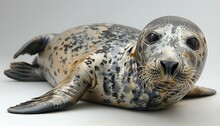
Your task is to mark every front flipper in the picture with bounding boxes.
[184,86,216,98]
[8,75,90,114]
[7,91,72,114]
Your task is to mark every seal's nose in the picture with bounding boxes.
[160,61,179,76]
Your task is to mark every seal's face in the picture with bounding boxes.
[136,16,207,91]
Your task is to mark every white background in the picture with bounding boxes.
[0,0,219,126]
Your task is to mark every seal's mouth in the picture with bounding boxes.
[138,62,197,89]
[158,74,178,84]
[159,80,177,84]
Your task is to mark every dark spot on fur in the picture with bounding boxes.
[117,99,125,103]
[128,46,133,53]
[63,70,68,75]
[120,94,125,99]
[90,70,93,74]
[112,93,118,98]
[48,46,52,50]
[65,36,71,41]
[103,77,111,95]
[54,46,58,50]
[116,67,120,73]
[72,45,83,52]
[75,75,80,79]
[104,54,107,58]
[48,54,53,61]
[91,58,95,62]
[85,60,92,65]
[64,44,69,53]
[103,99,111,104]
[130,97,139,104]
[54,71,57,76]
[95,66,100,71]
[102,30,117,38]
[61,57,67,64]
[83,80,86,84]
[100,60,107,66]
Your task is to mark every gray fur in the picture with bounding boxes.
[5,16,215,114]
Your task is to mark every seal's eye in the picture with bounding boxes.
[145,32,160,44]
[186,37,200,50]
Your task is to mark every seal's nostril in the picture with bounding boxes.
[160,61,179,76]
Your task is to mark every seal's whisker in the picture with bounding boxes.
[159,21,165,27]
[162,17,166,26]
[137,66,146,68]
[186,23,191,31]
[167,17,170,25]
[181,19,184,27]
[182,19,187,29]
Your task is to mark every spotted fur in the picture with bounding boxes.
[4,16,215,114]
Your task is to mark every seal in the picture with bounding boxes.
[4,16,216,114]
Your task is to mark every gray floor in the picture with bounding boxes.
[0,0,219,126]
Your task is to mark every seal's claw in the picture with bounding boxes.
[184,86,216,98]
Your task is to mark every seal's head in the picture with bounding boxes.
[136,16,207,92]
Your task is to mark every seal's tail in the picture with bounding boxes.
[4,62,45,81]
[4,34,57,81]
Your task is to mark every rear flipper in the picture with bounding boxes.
[184,86,216,98]
[4,34,57,81]
[4,62,45,81]
[13,34,57,59]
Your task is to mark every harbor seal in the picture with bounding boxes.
[4,16,216,114]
